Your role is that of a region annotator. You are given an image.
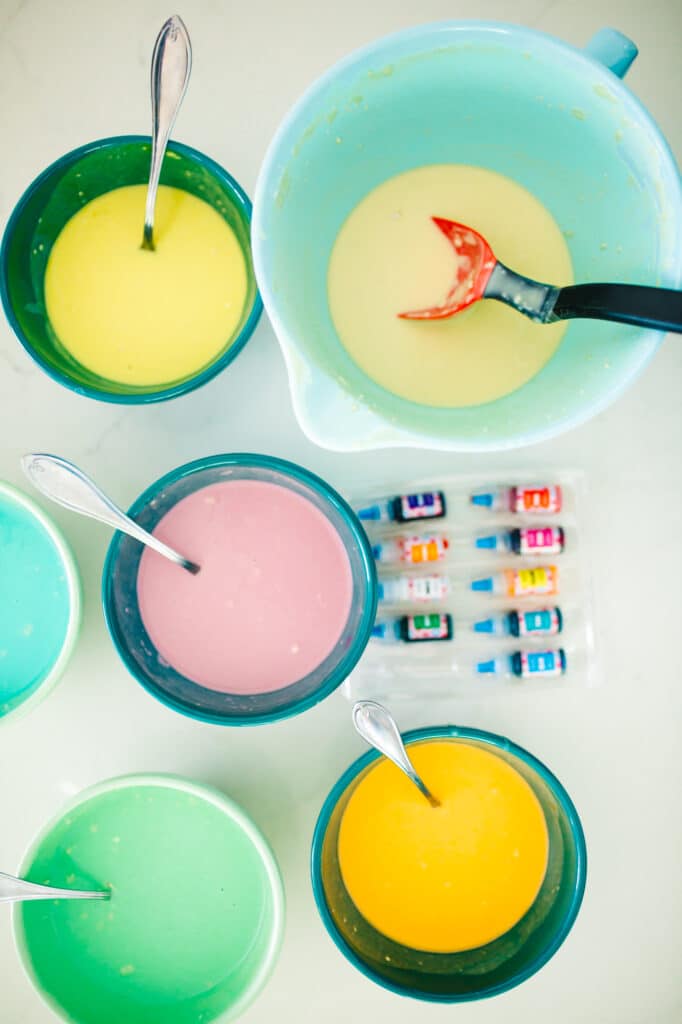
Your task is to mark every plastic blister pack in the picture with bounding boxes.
[343,472,596,701]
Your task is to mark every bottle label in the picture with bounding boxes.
[518,526,564,555]
[407,575,449,602]
[397,491,446,522]
[507,566,559,597]
[512,486,562,515]
[401,536,449,564]
[518,609,561,636]
[404,613,453,642]
[519,650,565,678]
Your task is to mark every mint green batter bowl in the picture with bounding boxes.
[14,775,285,1024]
[253,23,681,451]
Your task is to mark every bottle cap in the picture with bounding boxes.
[471,576,494,592]
[471,492,494,507]
[474,617,496,633]
[357,504,381,521]
[476,659,499,674]
[475,534,499,550]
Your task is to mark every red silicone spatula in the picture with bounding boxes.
[398,217,682,333]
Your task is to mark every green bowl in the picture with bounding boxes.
[14,774,285,1024]
[0,136,262,403]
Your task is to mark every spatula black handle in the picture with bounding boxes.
[550,283,682,334]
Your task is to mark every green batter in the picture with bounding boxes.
[16,776,283,1024]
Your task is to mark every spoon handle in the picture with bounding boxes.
[21,454,199,574]
[142,16,192,250]
[0,871,110,904]
[352,701,440,807]
[549,283,682,334]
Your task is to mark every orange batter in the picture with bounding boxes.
[338,740,549,953]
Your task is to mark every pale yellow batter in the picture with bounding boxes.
[45,184,248,387]
[327,165,573,407]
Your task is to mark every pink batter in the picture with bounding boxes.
[136,479,353,694]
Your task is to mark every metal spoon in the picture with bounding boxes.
[141,15,192,251]
[352,700,440,807]
[21,453,200,575]
[0,871,110,905]
[399,216,682,333]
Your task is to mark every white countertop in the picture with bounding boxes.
[1,1,680,1022]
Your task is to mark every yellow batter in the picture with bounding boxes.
[45,184,248,386]
[338,741,549,953]
[327,165,573,407]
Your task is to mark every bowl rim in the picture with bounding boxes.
[310,723,587,1002]
[0,480,82,727]
[12,772,286,1024]
[0,134,263,405]
[252,18,682,453]
[101,452,378,726]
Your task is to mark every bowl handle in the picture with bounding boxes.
[584,28,638,79]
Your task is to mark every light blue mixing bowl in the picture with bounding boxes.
[253,23,681,451]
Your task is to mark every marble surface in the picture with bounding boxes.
[1,1,680,1022]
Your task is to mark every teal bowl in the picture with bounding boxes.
[0,481,81,724]
[102,453,377,725]
[312,725,587,1001]
[253,22,681,451]
[0,136,262,403]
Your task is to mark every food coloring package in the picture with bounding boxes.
[343,472,597,701]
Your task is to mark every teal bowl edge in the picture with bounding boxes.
[310,723,588,1002]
